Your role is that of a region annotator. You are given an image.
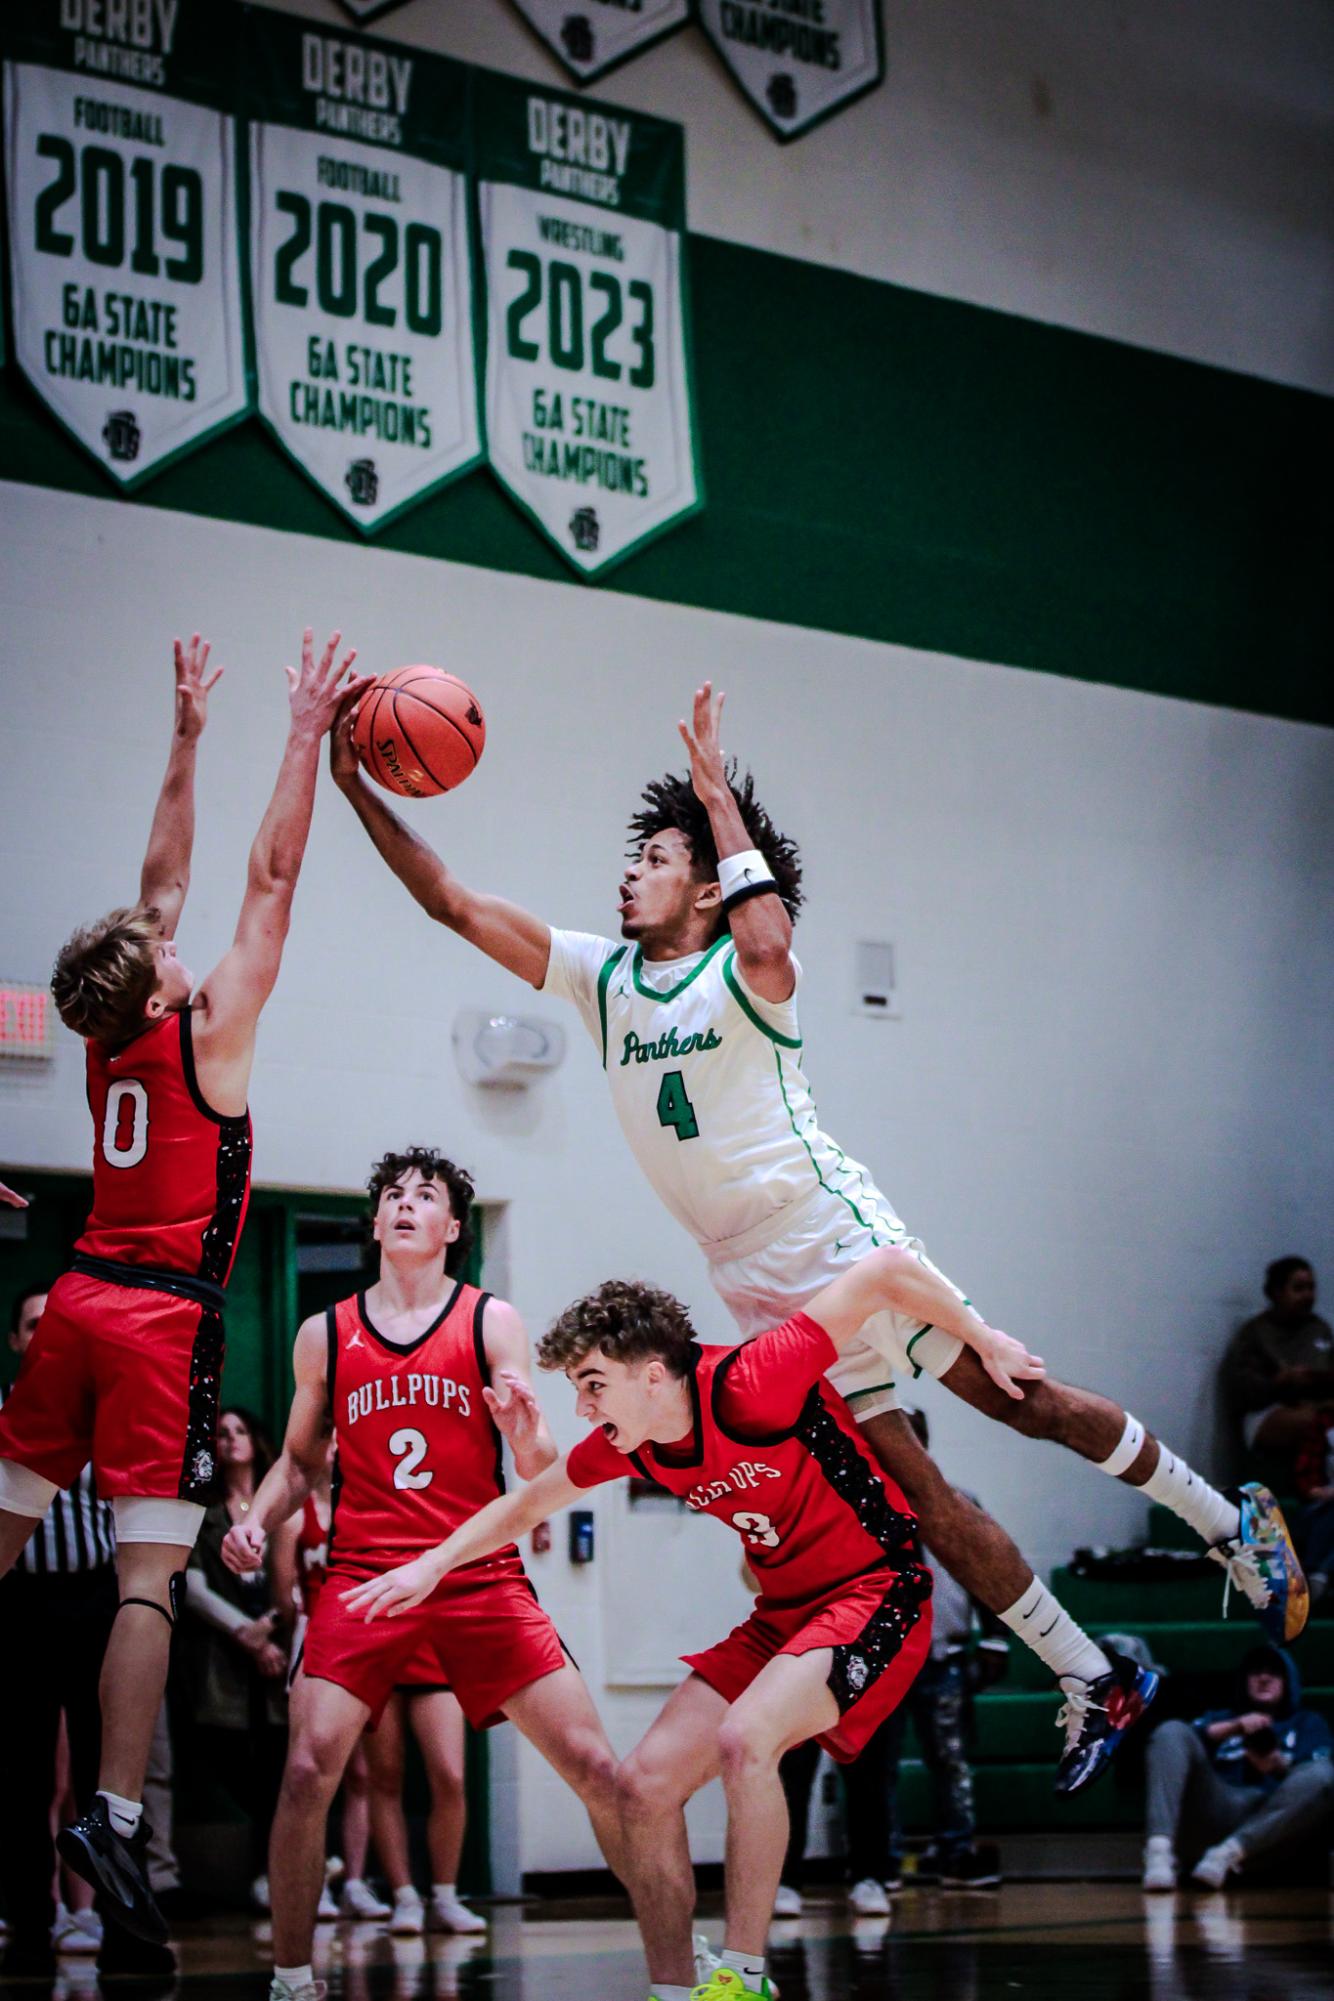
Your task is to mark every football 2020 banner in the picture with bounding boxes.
[506,0,690,86]
[2,0,251,486]
[697,0,885,141]
[473,69,701,579]
[245,9,482,533]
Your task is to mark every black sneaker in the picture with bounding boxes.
[56,1798,167,1947]
[937,1843,1002,1888]
[1054,1648,1159,1795]
[96,1916,177,1995]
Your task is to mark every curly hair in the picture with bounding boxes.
[627,766,804,928]
[367,1147,476,1277]
[51,905,161,1047]
[538,1278,697,1377]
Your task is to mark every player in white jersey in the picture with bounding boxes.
[330,686,1306,1791]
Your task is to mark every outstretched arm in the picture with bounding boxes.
[138,633,224,937]
[221,1316,331,1575]
[330,702,552,987]
[342,1456,582,1621]
[482,1299,559,1482]
[806,1246,1046,1401]
[192,629,366,1113]
[678,682,794,1003]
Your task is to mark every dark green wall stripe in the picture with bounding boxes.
[3,233,1328,726]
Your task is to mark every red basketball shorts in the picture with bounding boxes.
[684,1562,934,1763]
[301,1563,567,1727]
[0,1270,223,1503]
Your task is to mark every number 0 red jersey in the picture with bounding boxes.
[75,1010,253,1289]
[326,1282,525,1580]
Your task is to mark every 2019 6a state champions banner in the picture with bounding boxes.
[473,70,701,579]
[697,0,885,142]
[245,8,481,533]
[2,0,251,487]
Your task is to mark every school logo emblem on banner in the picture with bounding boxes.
[245,11,481,533]
[507,0,690,85]
[697,0,885,142]
[474,69,701,579]
[334,0,415,23]
[2,0,251,487]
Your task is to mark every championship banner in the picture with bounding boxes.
[333,0,414,23]
[697,0,885,142]
[506,0,690,86]
[2,0,250,487]
[245,8,481,533]
[473,69,701,578]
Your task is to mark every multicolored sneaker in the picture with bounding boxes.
[1054,1648,1160,1794]
[687,1971,777,2000]
[1208,1484,1309,1643]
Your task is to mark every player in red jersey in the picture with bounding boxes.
[0,628,365,1950]
[223,1150,624,2001]
[346,1247,942,2001]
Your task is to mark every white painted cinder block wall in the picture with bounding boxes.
[2,0,1331,1878]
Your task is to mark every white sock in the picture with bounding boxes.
[722,1947,766,1980]
[999,1579,1111,1686]
[97,1790,142,1839]
[1137,1439,1239,1546]
[274,1966,313,1993]
[394,1884,420,1902]
[431,1883,456,1900]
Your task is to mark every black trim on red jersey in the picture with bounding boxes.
[709,1342,803,1448]
[196,1114,252,1289]
[178,1008,247,1127]
[796,1389,921,1569]
[471,1292,507,1500]
[643,1343,706,1472]
[356,1279,465,1357]
[70,1251,227,1314]
[828,1561,933,1715]
[325,1305,339,1413]
[176,1304,225,1501]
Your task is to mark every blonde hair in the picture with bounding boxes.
[51,906,162,1046]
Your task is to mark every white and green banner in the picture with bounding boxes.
[2,0,250,486]
[506,0,690,86]
[474,70,701,578]
[697,0,885,141]
[334,0,414,21]
[245,10,481,533]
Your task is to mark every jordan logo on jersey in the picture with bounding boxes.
[620,1026,722,1066]
[345,1329,365,1350]
[686,1459,781,1511]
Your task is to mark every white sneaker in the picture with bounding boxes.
[848,1877,891,1916]
[251,1874,272,1913]
[1190,1836,1245,1890]
[771,1883,804,1918]
[429,1890,486,1934]
[1141,1836,1177,1892]
[389,1889,425,1936]
[269,1981,326,2001]
[341,1878,392,1921]
[694,1933,722,1981]
[315,1886,340,1922]
[51,1907,103,1955]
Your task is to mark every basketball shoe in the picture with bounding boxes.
[1054,1648,1159,1794]
[57,1796,166,1945]
[1209,1484,1309,1644]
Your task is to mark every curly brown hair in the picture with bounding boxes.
[538,1278,697,1377]
[51,905,162,1047]
[627,766,803,931]
[367,1147,475,1277]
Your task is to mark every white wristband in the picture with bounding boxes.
[717,849,774,901]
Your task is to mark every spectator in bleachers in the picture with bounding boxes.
[1220,1259,1334,1478]
[182,1408,290,1912]
[1142,1642,1333,1890]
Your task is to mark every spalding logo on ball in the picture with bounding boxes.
[353,666,486,798]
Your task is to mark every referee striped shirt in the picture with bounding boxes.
[0,1385,115,1575]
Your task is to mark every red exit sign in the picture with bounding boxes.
[0,984,56,1059]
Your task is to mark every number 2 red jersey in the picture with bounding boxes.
[327,1281,525,1580]
[75,1010,253,1288]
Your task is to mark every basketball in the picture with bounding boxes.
[352,666,486,798]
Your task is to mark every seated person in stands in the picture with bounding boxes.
[1142,1642,1333,1891]
[1220,1259,1334,1478]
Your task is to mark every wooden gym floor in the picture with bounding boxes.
[39,1883,1328,2001]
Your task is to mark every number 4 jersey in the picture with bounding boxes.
[326,1282,524,1579]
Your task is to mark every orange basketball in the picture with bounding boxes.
[352,666,486,798]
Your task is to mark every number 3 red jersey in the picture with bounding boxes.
[76,1010,253,1287]
[327,1282,525,1580]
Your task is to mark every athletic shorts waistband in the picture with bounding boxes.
[69,1252,227,1315]
[699,1185,832,1266]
